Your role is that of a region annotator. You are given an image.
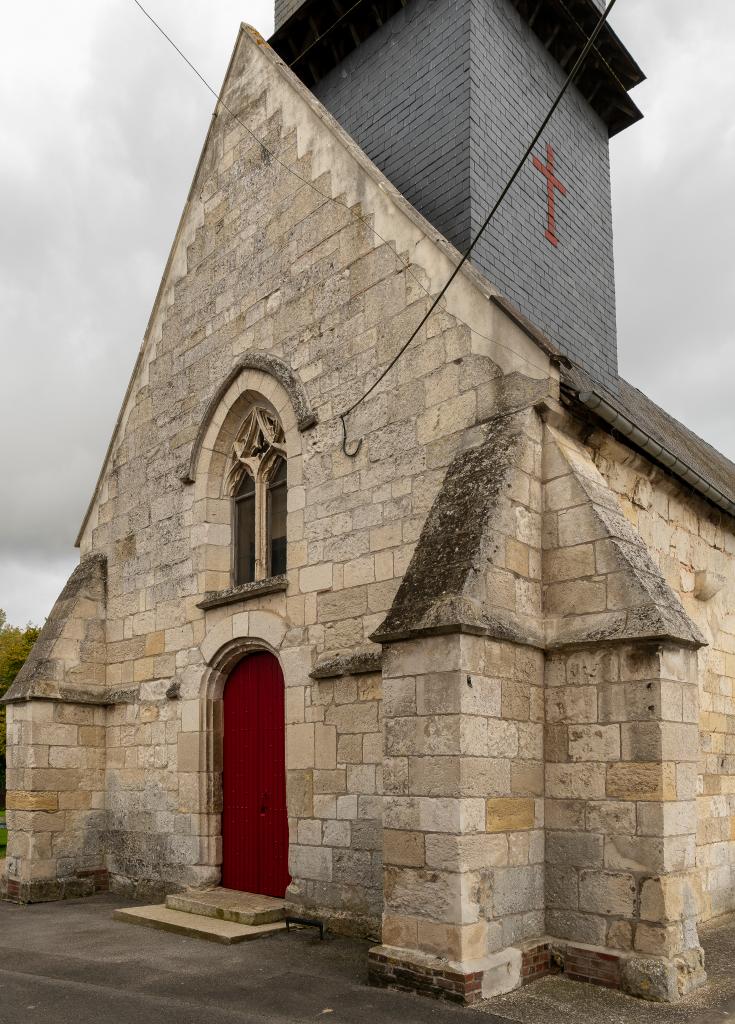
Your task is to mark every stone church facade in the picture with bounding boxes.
[5,0,735,1007]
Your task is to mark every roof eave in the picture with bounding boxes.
[269,0,645,137]
[567,385,735,521]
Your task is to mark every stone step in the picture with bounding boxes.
[166,887,286,925]
[113,904,287,944]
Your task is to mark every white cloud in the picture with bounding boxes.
[610,1,735,461]
[0,555,79,627]
[0,0,732,625]
[0,1,273,624]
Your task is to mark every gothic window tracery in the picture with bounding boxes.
[228,406,287,585]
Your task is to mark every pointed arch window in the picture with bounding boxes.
[227,407,287,585]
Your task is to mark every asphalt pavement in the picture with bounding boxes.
[0,894,500,1024]
[0,895,734,1024]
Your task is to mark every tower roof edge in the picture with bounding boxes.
[270,0,645,137]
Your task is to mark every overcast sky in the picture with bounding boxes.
[1,1,733,626]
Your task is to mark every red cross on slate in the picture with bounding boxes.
[532,143,567,248]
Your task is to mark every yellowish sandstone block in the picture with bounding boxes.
[486,797,535,833]
[6,791,59,812]
[383,829,425,867]
[144,630,166,656]
[382,913,419,950]
[417,919,488,961]
[606,762,677,801]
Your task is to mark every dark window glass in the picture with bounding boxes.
[268,458,287,577]
[235,473,256,584]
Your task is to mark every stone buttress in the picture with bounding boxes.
[366,406,707,1003]
[4,555,109,901]
[0,19,726,1010]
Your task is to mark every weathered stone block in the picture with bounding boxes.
[486,798,535,833]
[176,733,205,773]
[639,875,703,924]
[510,760,543,796]
[6,792,59,812]
[424,833,508,872]
[287,770,314,818]
[546,580,606,616]
[314,723,337,769]
[585,800,636,835]
[604,835,666,874]
[290,844,332,882]
[493,865,544,915]
[382,677,416,717]
[48,747,83,769]
[545,865,578,909]
[545,909,607,946]
[606,762,677,801]
[546,763,605,800]
[546,831,603,867]
[579,870,637,916]
[417,919,488,961]
[634,921,684,958]
[381,913,418,950]
[545,798,585,830]
[637,801,697,838]
[409,756,460,797]
[323,820,351,848]
[313,768,347,794]
[568,725,621,762]
[287,723,315,769]
[545,544,596,583]
[545,686,597,725]
[383,865,464,923]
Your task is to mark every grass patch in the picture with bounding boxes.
[0,827,7,858]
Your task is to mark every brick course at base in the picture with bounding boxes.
[2,17,731,1010]
[370,939,627,1003]
[368,946,484,1005]
[3,869,109,905]
[521,939,625,992]
[564,946,622,989]
[521,941,557,984]
[76,868,110,893]
[370,938,680,1003]
[370,935,705,1004]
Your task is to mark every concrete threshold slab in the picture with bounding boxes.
[166,887,285,925]
[113,904,287,944]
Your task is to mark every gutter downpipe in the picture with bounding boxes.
[578,390,735,520]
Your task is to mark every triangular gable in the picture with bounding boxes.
[75,23,559,549]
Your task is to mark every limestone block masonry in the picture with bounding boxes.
[3,20,733,1011]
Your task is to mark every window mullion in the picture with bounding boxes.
[254,464,269,580]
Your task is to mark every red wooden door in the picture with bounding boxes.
[222,653,290,897]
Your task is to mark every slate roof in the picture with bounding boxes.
[270,0,644,136]
[562,364,735,516]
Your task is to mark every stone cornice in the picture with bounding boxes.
[197,574,289,610]
[310,648,383,679]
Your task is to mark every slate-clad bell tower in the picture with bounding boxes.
[270,0,644,393]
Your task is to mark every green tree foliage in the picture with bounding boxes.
[0,610,40,758]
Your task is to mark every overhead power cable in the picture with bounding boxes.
[130,0,424,288]
[339,0,620,456]
[287,0,370,69]
[556,0,629,96]
[130,0,621,458]
[129,0,556,389]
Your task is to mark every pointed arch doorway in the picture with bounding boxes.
[222,652,290,897]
